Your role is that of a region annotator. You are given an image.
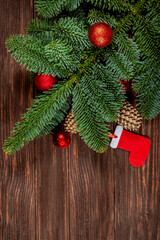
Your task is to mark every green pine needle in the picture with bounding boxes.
[72,84,110,153]
[133,60,160,119]
[6,34,58,76]
[35,0,83,18]
[105,48,134,80]
[3,79,75,154]
[45,39,79,72]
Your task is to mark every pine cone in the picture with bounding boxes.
[64,111,78,134]
[116,101,142,131]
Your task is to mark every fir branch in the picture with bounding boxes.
[131,0,159,15]
[115,12,134,33]
[35,0,66,18]
[113,32,140,63]
[27,18,54,44]
[6,34,57,76]
[133,15,160,61]
[6,34,78,77]
[133,60,160,119]
[146,10,160,35]
[3,79,75,154]
[87,0,131,12]
[27,17,90,50]
[87,9,118,27]
[98,65,125,111]
[105,48,134,80]
[72,84,110,153]
[70,7,86,23]
[45,39,79,72]
[35,0,83,18]
[27,18,53,34]
[65,0,83,11]
[131,0,149,15]
[78,65,124,122]
[53,17,91,50]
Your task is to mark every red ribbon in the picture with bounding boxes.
[108,133,118,138]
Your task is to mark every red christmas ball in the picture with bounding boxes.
[34,73,58,91]
[88,22,113,48]
[120,79,131,93]
[52,131,71,149]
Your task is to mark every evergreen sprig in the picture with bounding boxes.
[86,0,131,12]
[3,79,75,154]
[105,48,134,80]
[27,17,91,49]
[77,65,125,122]
[6,35,57,76]
[35,0,83,18]
[27,18,54,44]
[72,83,110,153]
[52,17,91,50]
[35,0,65,18]
[133,60,160,119]
[133,15,160,61]
[87,9,118,27]
[113,32,140,63]
[45,39,79,72]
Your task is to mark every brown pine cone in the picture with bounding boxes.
[64,111,78,134]
[116,101,142,131]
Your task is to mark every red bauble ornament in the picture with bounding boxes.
[52,131,71,149]
[120,79,131,93]
[88,22,113,48]
[34,73,58,91]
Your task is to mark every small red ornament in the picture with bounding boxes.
[88,22,113,48]
[52,131,71,149]
[34,73,58,91]
[120,79,131,93]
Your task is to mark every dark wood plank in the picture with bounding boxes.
[114,118,160,240]
[35,136,70,240]
[0,1,35,239]
[69,134,115,240]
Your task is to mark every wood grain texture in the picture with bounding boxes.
[0,0,35,239]
[69,134,115,240]
[35,136,70,240]
[114,118,160,240]
[1,1,160,240]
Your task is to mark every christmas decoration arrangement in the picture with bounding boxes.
[3,0,160,167]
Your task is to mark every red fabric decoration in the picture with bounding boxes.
[110,125,151,167]
[88,22,113,48]
[52,131,71,149]
[34,73,58,91]
[120,79,131,93]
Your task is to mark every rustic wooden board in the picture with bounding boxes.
[114,118,160,240]
[34,136,70,240]
[68,134,115,239]
[0,0,35,239]
[1,1,160,240]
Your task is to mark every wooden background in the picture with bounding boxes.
[1,0,160,239]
